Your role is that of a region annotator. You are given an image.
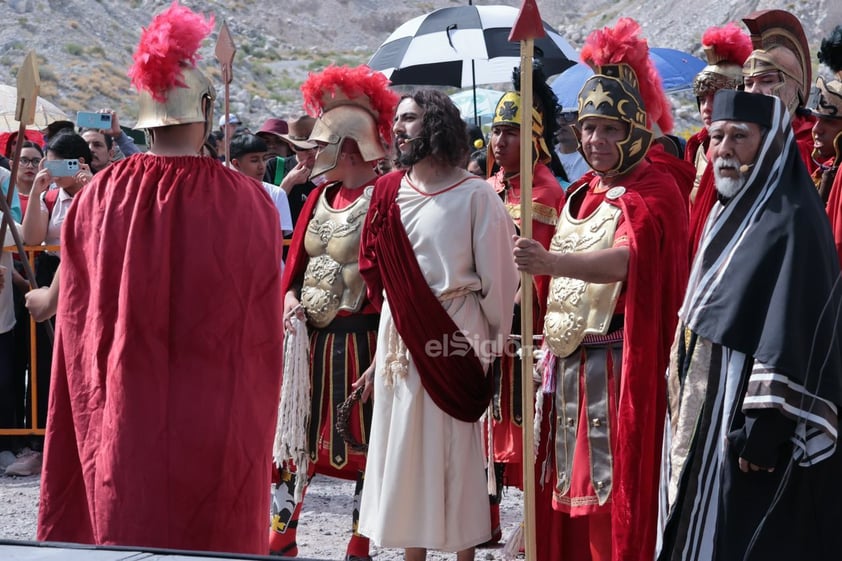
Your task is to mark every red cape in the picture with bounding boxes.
[824,159,842,264]
[38,155,284,554]
[794,112,818,175]
[606,162,688,561]
[535,161,689,561]
[648,142,695,205]
[685,128,718,259]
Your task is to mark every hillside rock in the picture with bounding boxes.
[0,0,837,132]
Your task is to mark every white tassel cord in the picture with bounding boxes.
[486,407,497,495]
[273,316,311,504]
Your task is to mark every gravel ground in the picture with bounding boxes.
[0,472,525,560]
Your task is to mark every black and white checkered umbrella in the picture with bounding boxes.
[368,5,577,88]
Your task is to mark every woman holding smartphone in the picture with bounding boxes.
[20,132,92,448]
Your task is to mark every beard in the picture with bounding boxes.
[394,134,430,168]
[713,157,748,199]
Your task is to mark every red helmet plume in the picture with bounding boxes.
[581,17,673,134]
[128,1,214,103]
[301,65,398,147]
[701,23,753,67]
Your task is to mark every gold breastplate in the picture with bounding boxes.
[301,185,372,328]
[543,186,624,358]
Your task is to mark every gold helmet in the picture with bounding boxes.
[129,3,216,134]
[135,66,216,130]
[693,24,753,100]
[742,9,811,114]
[578,18,673,176]
[301,65,399,178]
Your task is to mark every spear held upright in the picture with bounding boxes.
[509,1,546,559]
[215,21,236,166]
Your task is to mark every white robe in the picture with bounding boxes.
[359,174,518,551]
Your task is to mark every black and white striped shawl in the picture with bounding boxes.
[680,95,842,464]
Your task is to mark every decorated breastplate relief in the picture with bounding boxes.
[301,187,372,328]
[543,186,624,357]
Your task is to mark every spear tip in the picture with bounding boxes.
[16,51,40,125]
[509,0,547,42]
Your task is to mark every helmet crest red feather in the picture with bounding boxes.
[301,65,399,147]
[580,17,673,133]
[701,23,753,66]
[128,1,214,103]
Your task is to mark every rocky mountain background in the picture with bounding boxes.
[0,0,839,136]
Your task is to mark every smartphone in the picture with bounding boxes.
[76,111,112,130]
[44,159,80,177]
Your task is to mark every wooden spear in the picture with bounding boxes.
[215,22,236,166]
[509,1,547,559]
[0,52,51,308]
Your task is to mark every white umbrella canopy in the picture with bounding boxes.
[369,5,577,88]
[449,88,504,123]
[0,84,69,132]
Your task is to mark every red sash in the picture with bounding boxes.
[359,171,491,422]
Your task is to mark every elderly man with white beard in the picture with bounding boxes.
[659,89,842,561]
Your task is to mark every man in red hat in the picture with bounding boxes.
[271,115,320,226]
[257,117,294,159]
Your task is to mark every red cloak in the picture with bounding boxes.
[37,155,284,555]
[793,112,818,175]
[647,143,695,206]
[685,128,718,259]
[534,161,689,561]
[824,159,842,264]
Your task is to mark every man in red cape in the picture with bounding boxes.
[272,65,398,561]
[683,24,753,257]
[514,18,688,561]
[36,4,284,554]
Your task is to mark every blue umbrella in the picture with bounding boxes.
[551,47,706,111]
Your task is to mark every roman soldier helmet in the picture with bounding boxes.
[129,2,216,135]
[809,25,842,162]
[489,64,559,173]
[693,23,753,101]
[301,65,399,178]
[742,9,811,114]
[577,18,673,176]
